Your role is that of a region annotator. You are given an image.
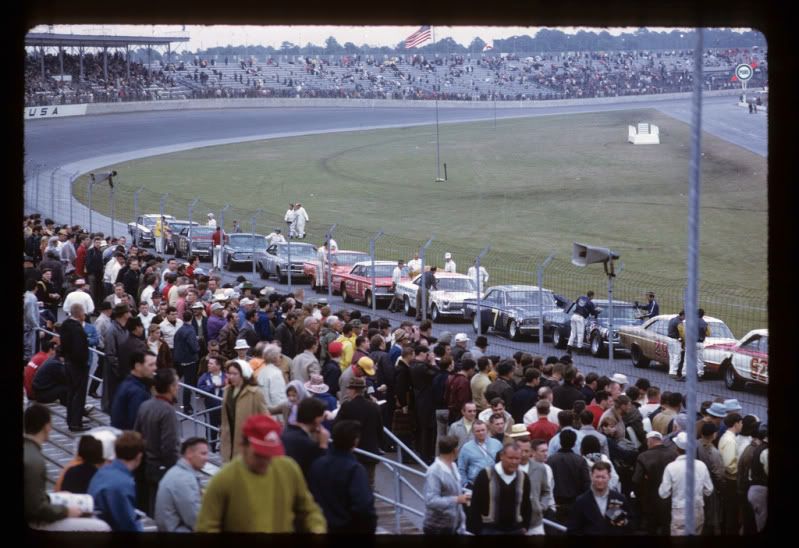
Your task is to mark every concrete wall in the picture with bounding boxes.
[83,88,753,116]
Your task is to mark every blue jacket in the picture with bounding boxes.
[281,425,325,481]
[457,437,503,487]
[313,392,337,431]
[308,448,377,534]
[88,459,142,532]
[111,374,152,430]
[388,344,402,369]
[83,322,100,348]
[197,372,226,408]
[172,323,200,364]
[566,488,633,535]
[255,310,272,341]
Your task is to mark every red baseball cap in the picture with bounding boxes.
[241,415,284,457]
[328,341,343,358]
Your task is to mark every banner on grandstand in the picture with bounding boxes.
[405,26,432,49]
[24,104,88,120]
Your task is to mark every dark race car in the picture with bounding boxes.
[222,233,268,271]
[463,285,569,341]
[552,299,644,357]
[257,242,317,282]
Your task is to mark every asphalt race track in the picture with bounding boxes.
[23,97,768,527]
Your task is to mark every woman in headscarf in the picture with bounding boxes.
[219,359,268,462]
[281,380,310,426]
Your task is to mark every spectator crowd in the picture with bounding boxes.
[22,211,767,535]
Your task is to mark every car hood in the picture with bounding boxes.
[595,317,642,328]
[432,290,477,302]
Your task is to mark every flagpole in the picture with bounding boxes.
[433,26,442,182]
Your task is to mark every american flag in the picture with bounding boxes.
[483,42,493,52]
[404,26,432,49]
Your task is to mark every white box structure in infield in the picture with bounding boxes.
[628,122,660,145]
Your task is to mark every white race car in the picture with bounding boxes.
[704,328,768,390]
[395,272,479,322]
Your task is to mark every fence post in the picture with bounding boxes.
[251,209,264,277]
[88,177,94,233]
[50,168,57,221]
[110,180,116,239]
[187,198,199,257]
[286,219,293,291]
[537,254,555,355]
[219,203,230,232]
[133,186,144,223]
[325,224,337,304]
[34,164,42,213]
[474,245,491,335]
[69,173,79,227]
[159,193,170,253]
[394,466,402,533]
[419,236,435,321]
[369,230,384,313]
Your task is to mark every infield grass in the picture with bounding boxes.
[73,108,767,317]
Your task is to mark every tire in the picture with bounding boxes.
[723,360,743,390]
[342,283,353,303]
[404,296,414,317]
[259,265,268,279]
[552,327,567,349]
[430,304,440,323]
[365,291,373,308]
[509,320,521,341]
[590,333,607,358]
[631,345,650,369]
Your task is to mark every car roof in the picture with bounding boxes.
[417,272,471,279]
[273,242,315,248]
[352,260,397,267]
[228,233,265,238]
[169,219,197,225]
[651,313,727,324]
[743,328,769,338]
[141,214,175,219]
[487,284,552,292]
[333,250,368,255]
[592,299,634,306]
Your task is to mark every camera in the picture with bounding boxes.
[605,507,627,525]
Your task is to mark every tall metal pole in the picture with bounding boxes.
[133,186,144,223]
[326,224,337,304]
[69,173,81,226]
[88,180,93,233]
[369,230,384,313]
[110,183,116,239]
[251,209,264,277]
[219,203,230,232]
[187,198,199,257]
[286,221,293,292]
[433,27,442,182]
[474,245,491,335]
[50,169,56,220]
[35,165,41,213]
[419,236,434,321]
[683,27,704,537]
[537,254,554,355]
[607,270,615,369]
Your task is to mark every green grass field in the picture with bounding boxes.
[73,108,767,333]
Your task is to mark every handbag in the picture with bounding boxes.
[391,407,415,436]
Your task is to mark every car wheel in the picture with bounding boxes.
[509,320,521,341]
[723,360,742,390]
[404,297,413,317]
[342,283,353,303]
[365,291,373,308]
[631,345,650,369]
[552,327,567,349]
[590,333,606,358]
[430,304,440,322]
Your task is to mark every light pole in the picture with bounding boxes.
[187,198,199,257]
[133,186,144,224]
[419,236,435,321]
[369,230,384,313]
[571,243,619,364]
[218,203,230,232]
[474,245,491,335]
[251,208,264,277]
[286,220,294,292]
[537,254,555,355]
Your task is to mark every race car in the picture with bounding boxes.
[618,313,737,372]
[174,225,215,259]
[303,250,370,291]
[334,260,402,308]
[462,284,568,341]
[165,219,199,255]
[704,329,768,390]
[127,214,175,248]
[222,233,268,270]
[257,242,317,282]
[551,300,644,357]
[395,272,479,322]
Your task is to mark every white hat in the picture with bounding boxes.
[646,431,663,440]
[234,339,250,350]
[673,432,688,450]
[213,292,229,302]
[208,212,215,218]
[611,373,629,385]
[260,286,275,296]
[454,333,470,343]
[239,297,256,306]
[444,252,452,259]
[210,302,225,312]
[190,302,205,309]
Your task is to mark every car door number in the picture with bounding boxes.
[750,358,767,380]
[492,308,500,327]
[654,341,668,358]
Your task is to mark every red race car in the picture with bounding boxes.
[304,250,369,291]
[334,261,405,308]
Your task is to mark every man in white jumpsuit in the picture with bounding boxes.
[293,203,309,239]
[443,252,457,273]
[266,228,287,246]
[207,213,217,229]
[284,203,297,238]
[466,261,489,290]
[315,242,328,290]
[407,253,422,279]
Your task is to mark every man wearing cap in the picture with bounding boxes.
[631,430,678,534]
[207,302,227,343]
[451,332,470,364]
[321,341,343,398]
[206,212,217,229]
[62,279,95,317]
[566,291,598,355]
[696,402,726,439]
[196,414,326,533]
[659,432,715,535]
[335,377,383,489]
[443,252,457,273]
[266,228,286,245]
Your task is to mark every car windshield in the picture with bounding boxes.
[436,278,477,292]
[229,235,267,250]
[596,306,639,321]
[189,227,215,237]
[170,221,197,231]
[276,244,317,260]
[506,291,556,306]
[332,252,369,266]
[142,216,173,228]
[361,264,395,277]
[710,322,735,339]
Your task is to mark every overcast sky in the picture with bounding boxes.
[24,24,733,52]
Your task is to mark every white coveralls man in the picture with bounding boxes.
[206,213,217,229]
[443,252,457,273]
[466,263,489,289]
[567,291,598,353]
[293,203,309,239]
[284,204,297,238]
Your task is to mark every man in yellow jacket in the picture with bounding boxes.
[195,415,326,533]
